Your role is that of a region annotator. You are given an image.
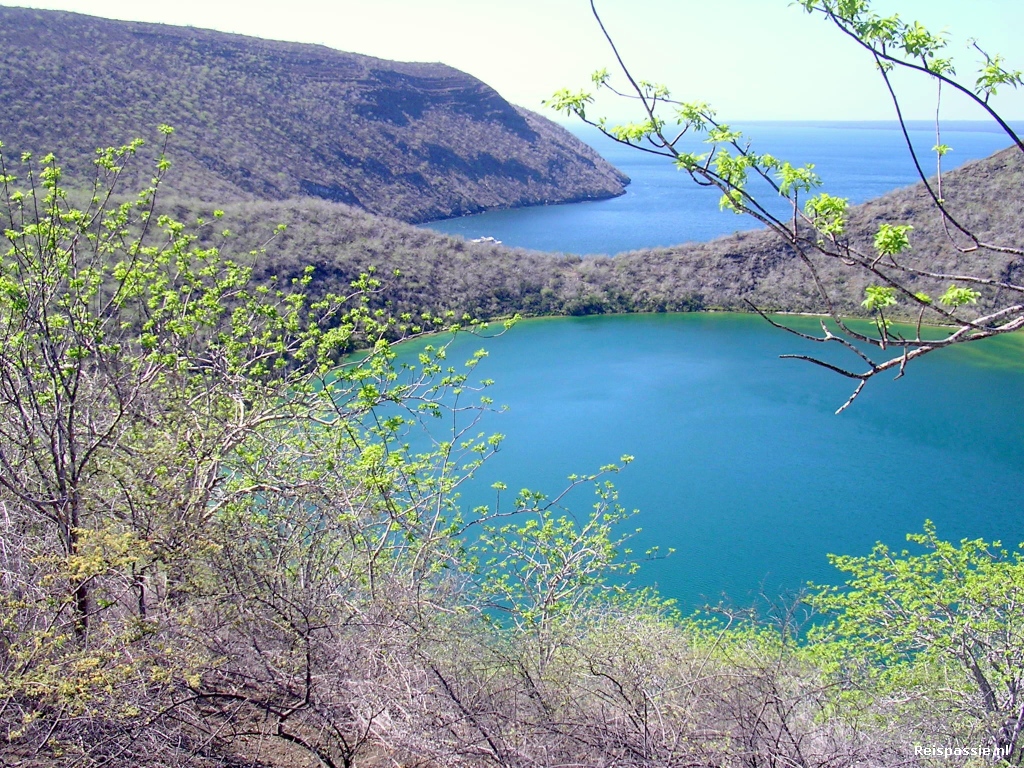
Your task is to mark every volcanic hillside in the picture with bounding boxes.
[0,6,627,223]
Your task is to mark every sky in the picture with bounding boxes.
[9,0,1024,122]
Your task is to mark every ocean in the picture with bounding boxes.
[422,120,1016,255]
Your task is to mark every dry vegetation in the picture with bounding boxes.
[3,3,1024,765]
[1,140,1022,767]
[0,6,626,224]
[154,144,1022,326]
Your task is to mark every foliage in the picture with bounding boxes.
[5,2,1024,763]
[472,459,638,639]
[551,0,1024,411]
[0,136,674,767]
[1,133,1021,768]
[808,522,1024,762]
[0,133,435,760]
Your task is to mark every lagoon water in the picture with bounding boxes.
[415,122,1024,608]
[411,316,1024,609]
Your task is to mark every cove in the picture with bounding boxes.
[398,313,1024,609]
[422,121,1016,255]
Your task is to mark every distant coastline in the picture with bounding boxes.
[422,120,1017,254]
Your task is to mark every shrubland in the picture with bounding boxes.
[0,6,626,224]
[5,6,1023,335]
[142,140,1022,332]
[3,0,1024,763]
[2,128,1022,767]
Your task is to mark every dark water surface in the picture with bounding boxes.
[399,314,1024,609]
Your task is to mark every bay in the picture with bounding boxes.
[422,121,1016,255]
[400,314,1024,610]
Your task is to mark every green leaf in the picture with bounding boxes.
[862,285,897,311]
[873,223,913,257]
[939,283,981,308]
[545,88,594,119]
[776,162,820,196]
[805,193,849,237]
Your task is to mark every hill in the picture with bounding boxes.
[2,3,1018,323]
[4,121,1022,768]
[0,5,627,223]
[601,144,1024,317]
[3,11,1023,766]
[180,144,1021,322]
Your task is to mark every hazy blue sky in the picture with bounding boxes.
[12,0,1024,122]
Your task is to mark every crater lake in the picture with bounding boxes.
[416,121,1024,608]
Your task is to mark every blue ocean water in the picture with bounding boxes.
[422,121,1015,255]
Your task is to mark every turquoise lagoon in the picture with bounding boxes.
[414,121,1024,607]
[397,314,1024,608]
